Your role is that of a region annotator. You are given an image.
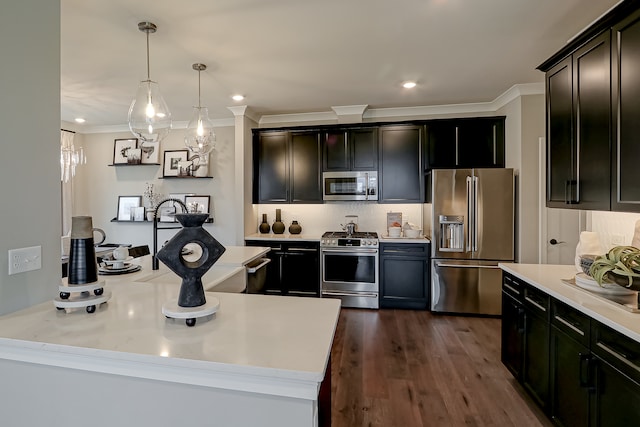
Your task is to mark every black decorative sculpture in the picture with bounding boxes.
[156,213,225,326]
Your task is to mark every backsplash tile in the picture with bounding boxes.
[256,203,424,236]
[589,211,640,251]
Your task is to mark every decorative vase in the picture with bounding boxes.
[272,209,285,234]
[68,216,99,285]
[289,220,302,234]
[156,213,226,307]
[259,214,271,234]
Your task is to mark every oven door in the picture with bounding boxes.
[320,247,378,294]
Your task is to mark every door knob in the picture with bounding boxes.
[549,239,566,245]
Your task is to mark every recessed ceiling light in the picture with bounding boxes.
[402,81,417,89]
[232,94,244,101]
[74,118,86,123]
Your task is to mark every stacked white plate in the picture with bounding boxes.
[574,272,636,296]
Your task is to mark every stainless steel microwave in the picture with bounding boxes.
[323,171,378,201]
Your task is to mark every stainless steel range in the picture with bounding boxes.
[320,231,379,309]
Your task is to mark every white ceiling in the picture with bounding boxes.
[61,0,622,128]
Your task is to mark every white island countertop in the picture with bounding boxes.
[500,263,640,343]
[0,280,340,426]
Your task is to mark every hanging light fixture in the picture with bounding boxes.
[185,63,215,177]
[128,21,172,146]
[60,130,86,183]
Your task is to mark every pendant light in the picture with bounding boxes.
[128,22,172,146]
[185,63,215,156]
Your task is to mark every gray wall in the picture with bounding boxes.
[0,1,61,315]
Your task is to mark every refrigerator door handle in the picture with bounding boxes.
[473,175,479,252]
[466,176,473,252]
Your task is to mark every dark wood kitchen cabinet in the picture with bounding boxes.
[424,117,505,170]
[323,128,377,171]
[379,242,429,309]
[245,240,320,297]
[612,10,640,211]
[378,125,423,203]
[549,300,591,427]
[544,31,611,210]
[502,271,640,427]
[522,284,550,410]
[253,130,322,204]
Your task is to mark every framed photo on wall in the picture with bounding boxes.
[117,195,142,221]
[163,150,189,177]
[140,141,160,164]
[185,195,210,214]
[113,138,138,165]
[158,205,176,223]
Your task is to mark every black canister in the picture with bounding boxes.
[68,216,98,284]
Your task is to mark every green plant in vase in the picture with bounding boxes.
[589,246,640,289]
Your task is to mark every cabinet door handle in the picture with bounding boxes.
[504,283,521,295]
[596,342,640,373]
[287,248,317,253]
[554,315,585,336]
[525,295,547,312]
[493,124,497,165]
[517,308,525,333]
[579,353,594,390]
[455,126,459,165]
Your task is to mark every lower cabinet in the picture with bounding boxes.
[379,242,430,309]
[245,240,319,297]
[502,272,640,427]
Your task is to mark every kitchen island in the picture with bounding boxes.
[0,244,339,427]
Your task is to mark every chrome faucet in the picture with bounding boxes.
[152,198,188,270]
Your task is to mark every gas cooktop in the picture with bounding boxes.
[321,231,379,247]
[322,231,378,239]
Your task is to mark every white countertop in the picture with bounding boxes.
[0,280,341,400]
[499,263,640,343]
[379,235,431,244]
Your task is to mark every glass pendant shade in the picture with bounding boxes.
[185,106,215,155]
[128,22,171,145]
[185,63,215,155]
[128,80,172,144]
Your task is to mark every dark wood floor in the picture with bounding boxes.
[331,308,553,427]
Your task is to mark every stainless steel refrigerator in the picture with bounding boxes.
[430,168,514,315]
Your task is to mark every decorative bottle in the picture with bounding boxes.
[289,220,302,235]
[259,214,271,234]
[272,209,285,234]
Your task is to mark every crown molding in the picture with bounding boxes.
[67,83,545,133]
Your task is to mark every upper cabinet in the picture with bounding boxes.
[545,32,611,210]
[323,128,377,171]
[613,10,640,211]
[540,1,640,212]
[425,117,505,170]
[253,130,322,204]
[378,125,423,203]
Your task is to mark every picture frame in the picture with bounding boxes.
[185,195,210,214]
[163,150,189,177]
[158,205,176,223]
[113,138,138,165]
[140,141,160,164]
[168,193,195,212]
[117,196,142,221]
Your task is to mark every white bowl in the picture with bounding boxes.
[388,227,402,237]
[404,228,422,238]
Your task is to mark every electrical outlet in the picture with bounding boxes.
[8,246,42,275]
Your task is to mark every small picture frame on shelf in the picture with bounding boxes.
[140,141,160,164]
[113,138,138,165]
[169,193,195,211]
[117,195,142,221]
[127,148,142,165]
[158,205,176,222]
[133,206,145,221]
[163,150,189,177]
[185,195,210,214]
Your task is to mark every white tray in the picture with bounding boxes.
[574,273,636,296]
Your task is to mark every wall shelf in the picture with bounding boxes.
[108,163,161,167]
[159,176,213,179]
[110,217,214,223]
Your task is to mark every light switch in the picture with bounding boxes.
[8,246,42,275]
